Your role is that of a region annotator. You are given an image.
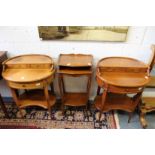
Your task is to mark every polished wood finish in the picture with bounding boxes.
[17,90,55,109]
[62,93,88,106]
[58,54,92,67]
[95,93,142,112]
[97,72,149,87]
[0,51,9,118]
[2,54,56,117]
[7,75,54,89]
[57,54,93,111]
[98,57,148,70]
[95,57,150,122]
[140,45,155,128]
[3,54,54,82]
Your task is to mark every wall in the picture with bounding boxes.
[0,26,155,99]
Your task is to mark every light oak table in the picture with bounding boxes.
[2,54,56,117]
[57,54,93,112]
[140,76,155,128]
[94,57,150,122]
[139,44,155,128]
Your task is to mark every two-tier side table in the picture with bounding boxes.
[94,57,150,122]
[2,54,56,118]
[57,54,93,112]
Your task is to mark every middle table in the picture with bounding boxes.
[57,54,93,111]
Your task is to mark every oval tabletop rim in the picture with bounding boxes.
[3,54,54,65]
[2,69,55,83]
[97,56,148,67]
[96,72,150,87]
[96,56,150,87]
[2,54,55,83]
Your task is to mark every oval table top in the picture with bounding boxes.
[98,57,148,68]
[2,54,54,83]
[4,54,53,65]
[97,57,150,87]
[3,69,54,83]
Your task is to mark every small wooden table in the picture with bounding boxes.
[94,57,150,122]
[57,54,93,111]
[2,54,56,117]
[140,76,155,128]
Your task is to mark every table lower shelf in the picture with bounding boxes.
[18,90,56,109]
[62,92,88,106]
[94,93,136,112]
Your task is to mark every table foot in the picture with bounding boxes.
[99,111,102,121]
[48,107,52,119]
[128,112,133,123]
[140,112,148,129]
[61,103,65,115]
[17,109,27,118]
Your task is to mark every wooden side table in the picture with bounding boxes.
[0,51,9,118]
[94,57,150,122]
[2,54,56,118]
[139,45,155,128]
[140,76,155,128]
[57,54,93,112]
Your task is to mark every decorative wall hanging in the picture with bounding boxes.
[38,26,129,42]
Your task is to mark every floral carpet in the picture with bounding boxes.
[0,103,119,129]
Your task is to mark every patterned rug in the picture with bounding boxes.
[0,103,119,129]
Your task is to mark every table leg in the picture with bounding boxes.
[128,91,142,123]
[58,75,65,114]
[44,85,52,118]
[0,94,9,118]
[99,89,107,121]
[24,89,28,95]
[97,86,101,95]
[61,76,65,94]
[133,92,143,108]
[85,75,91,116]
[50,83,55,95]
[128,112,133,123]
[140,111,147,128]
[10,88,25,118]
[86,75,92,112]
[87,75,91,94]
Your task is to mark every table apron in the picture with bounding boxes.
[7,76,54,89]
[96,76,143,94]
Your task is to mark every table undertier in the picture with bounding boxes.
[18,90,56,109]
[95,93,136,112]
[63,93,88,106]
